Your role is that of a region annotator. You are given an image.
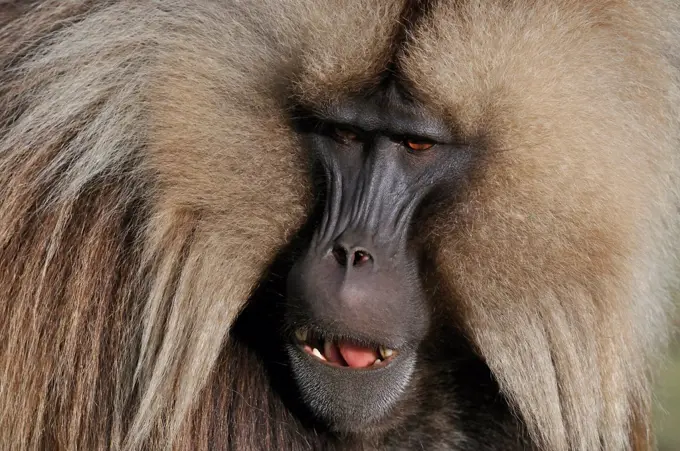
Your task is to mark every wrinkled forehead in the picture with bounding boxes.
[312,81,454,141]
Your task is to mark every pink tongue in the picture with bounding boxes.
[337,341,378,368]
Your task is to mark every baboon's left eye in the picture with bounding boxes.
[403,138,435,151]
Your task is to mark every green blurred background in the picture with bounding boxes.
[655,297,680,451]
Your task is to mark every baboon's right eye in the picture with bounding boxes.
[331,125,359,144]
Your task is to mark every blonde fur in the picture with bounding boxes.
[0,1,677,450]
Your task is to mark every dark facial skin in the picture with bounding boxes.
[285,82,476,433]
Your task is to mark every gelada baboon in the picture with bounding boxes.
[0,0,678,450]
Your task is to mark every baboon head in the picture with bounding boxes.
[0,1,678,450]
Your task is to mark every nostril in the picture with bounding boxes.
[332,245,373,267]
[353,250,371,266]
[332,245,348,266]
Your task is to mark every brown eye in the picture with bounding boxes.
[332,126,359,142]
[404,139,435,151]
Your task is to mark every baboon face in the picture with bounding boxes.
[285,81,475,431]
[1,1,677,449]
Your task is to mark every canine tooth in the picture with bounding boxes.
[295,328,308,342]
[324,340,334,360]
[374,358,382,365]
[379,346,394,359]
[312,347,326,361]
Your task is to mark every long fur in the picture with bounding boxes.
[0,1,678,450]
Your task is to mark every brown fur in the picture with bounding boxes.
[0,0,678,450]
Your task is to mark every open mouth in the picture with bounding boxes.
[293,327,397,369]
[286,325,418,431]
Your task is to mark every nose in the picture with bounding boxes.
[331,242,374,268]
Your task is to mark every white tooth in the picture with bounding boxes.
[379,347,394,359]
[312,347,326,361]
[295,328,308,342]
[374,358,382,365]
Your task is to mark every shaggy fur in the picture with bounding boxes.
[0,0,678,450]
